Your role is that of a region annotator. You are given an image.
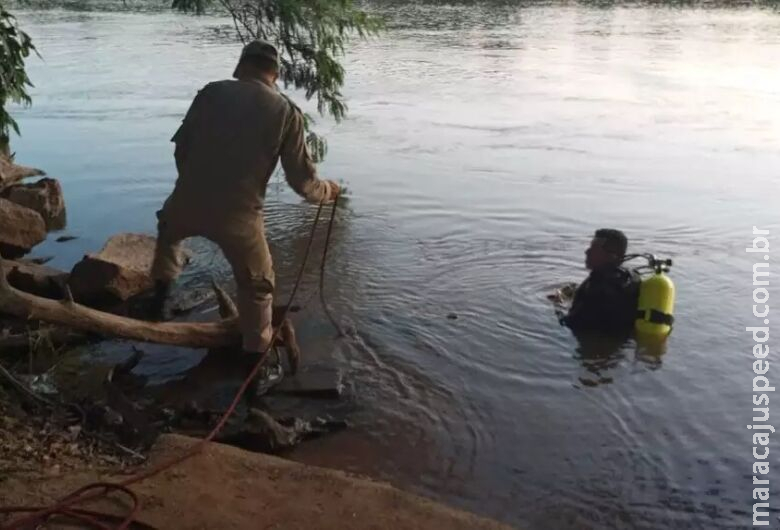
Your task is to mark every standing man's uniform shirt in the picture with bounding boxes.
[152,78,332,352]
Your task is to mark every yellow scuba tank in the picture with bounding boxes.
[634,256,675,338]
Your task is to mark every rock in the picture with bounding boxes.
[0,198,46,258]
[3,178,66,230]
[0,155,44,190]
[68,233,187,305]
[271,368,344,399]
[4,259,68,299]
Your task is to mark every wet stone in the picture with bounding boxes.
[271,368,344,400]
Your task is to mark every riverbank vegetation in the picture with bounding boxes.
[0,5,35,157]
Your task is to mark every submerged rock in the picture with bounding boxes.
[68,233,187,305]
[0,198,46,258]
[217,408,348,454]
[3,178,66,230]
[272,368,344,399]
[26,256,54,265]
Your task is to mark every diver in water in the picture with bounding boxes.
[556,228,641,336]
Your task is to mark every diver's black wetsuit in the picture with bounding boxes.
[562,265,641,336]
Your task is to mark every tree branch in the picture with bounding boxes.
[0,258,241,349]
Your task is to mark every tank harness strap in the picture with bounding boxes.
[636,309,674,326]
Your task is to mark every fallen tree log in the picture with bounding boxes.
[0,257,241,349]
[0,258,302,371]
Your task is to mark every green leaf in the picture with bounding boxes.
[0,6,35,142]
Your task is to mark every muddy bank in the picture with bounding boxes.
[0,433,517,530]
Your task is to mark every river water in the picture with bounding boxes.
[11,3,780,529]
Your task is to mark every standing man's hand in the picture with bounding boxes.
[326,180,341,202]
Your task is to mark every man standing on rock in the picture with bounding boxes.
[151,40,340,355]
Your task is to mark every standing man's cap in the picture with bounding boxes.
[239,40,280,67]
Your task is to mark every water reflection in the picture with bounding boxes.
[634,331,669,365]
[573,333,628,387]
[572,332,665,388]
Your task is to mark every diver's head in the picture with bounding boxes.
[233,40,280,86]
[585,228,628,270]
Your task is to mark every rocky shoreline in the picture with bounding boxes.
[0,156,517,528]
[0,154,340,454]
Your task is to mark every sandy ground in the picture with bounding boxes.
[1,434,516,529]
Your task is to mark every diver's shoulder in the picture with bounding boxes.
[614,266,642,290]
[618,265,641,281]
[592,265,639,285]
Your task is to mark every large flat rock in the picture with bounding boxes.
[273,367,345,399]
[3,177,66,230]
[0,434,518,530]
[0,198,47,258]
[68,233,186,305]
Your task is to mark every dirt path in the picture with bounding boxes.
[1,434,516,529]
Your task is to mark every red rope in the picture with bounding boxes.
[319,193,344,337]
[0,199,336,530]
